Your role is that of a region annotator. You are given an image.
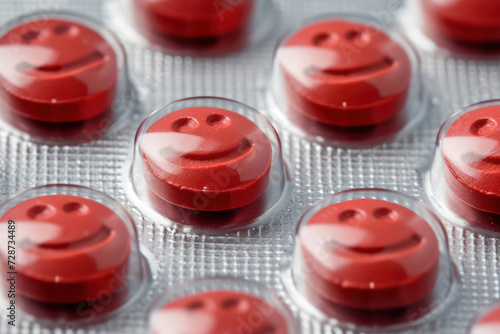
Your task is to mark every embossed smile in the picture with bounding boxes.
[16,50,106,74]
[306,57,395,79]
[328,233,423,255]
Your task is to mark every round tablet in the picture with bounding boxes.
[442,105,500,214]
[300,198,440,310]
[281,19,411,127]
[151,290,290,334]
[0,195,130,304]
[422,0,500,45]
[142,107,272,212]
[132,0,254,39]
[0,19,118,123]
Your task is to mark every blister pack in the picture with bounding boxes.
[0,0,499,334]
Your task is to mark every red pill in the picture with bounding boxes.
[442,105,500,215]
[300,198,439,310]
[147,185,268,229]
[280,19,411,127]
[0,19,118,123]
[151,290,290,334]
[132,0,254,39]
[0,195,130,304]
[470,305,500,334]
[142,107,272,212]
[422,0,500,45]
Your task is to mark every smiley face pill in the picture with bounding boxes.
[0,194,131,304]
[299,198,440,310]
[132,0,254,40]
[280,19,411,127]
[0,19,118,123]
[422,0,500,45]
[141,106,272,212]
[150,290,290,334]
[442,105,500,215]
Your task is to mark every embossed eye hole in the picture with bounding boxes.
[172,117,199,133]
[373,207,399,222]
[28,204,55,219]
[53,24,79,36]
[22,30,40,43]
[470,117,498,136]
[62,202,89,216]
[221,298,240,310]
[338,209,365,223]
[313,32,340,47]
[206,114,231,128]
[345,29,372,46]
[186,300,206,311]
[54,25,70,35]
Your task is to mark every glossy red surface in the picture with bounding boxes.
[0,195,130,304]
[443,106,500,215]
[443,179,500,234]
[281,19,411,127]
[0,19,118,123]
[422,0,500,45]
[303,282,435,327]
[132,0,254,39]
[142,107,272,212]
[300,198,439,310]
[151,290,289,334]
[147,187,267,229]
[470,305,500,334]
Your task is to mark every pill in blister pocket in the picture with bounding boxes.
[422,0,500,45]
[0,19,118,123]
[299,198,439,310]
[142,106,272,212]
[280,19,411,127]
[442,105,500,215]
[132,0,254,39]
[0,194,131,304]
[150,290,290,334]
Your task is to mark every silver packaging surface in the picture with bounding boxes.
[0,0,498,333]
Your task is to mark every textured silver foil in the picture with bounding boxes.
[0,0,498,333]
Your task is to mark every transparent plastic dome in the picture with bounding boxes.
[148,277,297,334]
[284,189,458,329]
[0,11,135,143]
[126,97,290,233]
[268,13,428,147]
[0,185,150,326]
[425,100,500,235]
[399,0,500,57]
[106,0,277,56]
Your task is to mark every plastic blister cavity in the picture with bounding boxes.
[284,189,458,329]
[468,302,500,334]
[268,13,429,147]
[106,0,277,56]
[148,277,296,334]
[421,0,500,46]
[424,100,500,235]
[0,11,136,143]
[0,185,150,326]
[400,0,500,57]
[126,97,290,233]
